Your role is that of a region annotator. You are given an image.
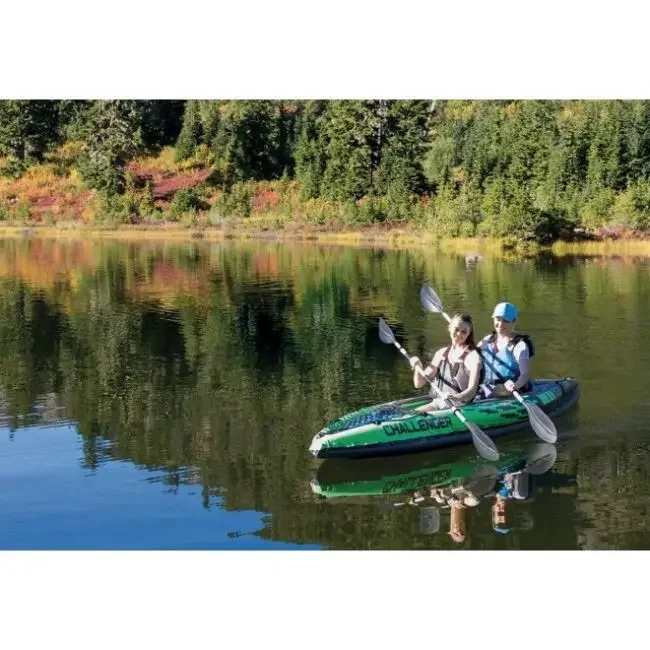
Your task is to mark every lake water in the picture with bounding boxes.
[0,236,649,549]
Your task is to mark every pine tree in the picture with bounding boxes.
[0,100,59,172]
[294,101,328,200]
[276,102,303,177]
[321,100,379,201]
[504,100,558,187]
[623,101,650,184]
[375,100,430,196]
[555,101,594,189]
[586,101,625,195]
[139,100,185,150]
[175,100,203,161]
[198,101,222,146]
[212,101,284,185]
[77,101,144,195]
[56,100,94,140]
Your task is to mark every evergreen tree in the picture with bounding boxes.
[554,101,594,189]
[462,101,508,187]
[294,100,328,200]
[77,101,144,195]
[175,100,203,161]
[276,102,303,177]
[198,101,222,146]
[139,100,185,150]
[56,100,94,140]
[623,101,650,184]
[504,100,558,187]
[423,132,455,191]
[212,101,284,185]
[321,100,380,201]
[375,100,430,196]
[585,101,625,195]
[0,100,59,171]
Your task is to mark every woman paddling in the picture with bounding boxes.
[408,312,482,412]
[478,302,533,399]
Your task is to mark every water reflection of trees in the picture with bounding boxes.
[0,238,649,548]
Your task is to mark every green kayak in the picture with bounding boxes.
[309,378,579,459]
[311,446,533,501]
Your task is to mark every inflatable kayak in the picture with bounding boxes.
[309,378,579,459]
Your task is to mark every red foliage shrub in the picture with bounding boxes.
[128,163,211,206]
[251,189,281,212]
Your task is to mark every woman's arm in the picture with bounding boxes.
[410,350,440,388]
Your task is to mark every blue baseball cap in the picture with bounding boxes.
[492,302,518,321]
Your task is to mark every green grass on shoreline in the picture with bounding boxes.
[2,223,650,258]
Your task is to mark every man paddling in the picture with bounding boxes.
[478,302,534,399]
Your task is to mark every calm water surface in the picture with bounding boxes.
[1,237,649,549]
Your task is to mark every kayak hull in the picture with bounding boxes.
[310,378,579,459]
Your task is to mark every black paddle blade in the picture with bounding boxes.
[378,317,396,345]
[420,283,445,314]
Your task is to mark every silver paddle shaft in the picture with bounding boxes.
[391,340,472,426]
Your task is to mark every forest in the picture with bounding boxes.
[2,100,650,243]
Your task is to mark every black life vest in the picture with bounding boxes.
[434,346,470,395]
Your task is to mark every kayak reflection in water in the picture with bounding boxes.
[313,442,558,543]
[430,465,498,543]
[443,490,481,543]
[394,484,481,542]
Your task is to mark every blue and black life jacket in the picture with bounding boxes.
[479,332,534,386]
[497,471,532,501]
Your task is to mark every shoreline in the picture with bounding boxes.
[1,223,650,257]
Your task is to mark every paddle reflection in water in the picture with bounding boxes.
[311,441,559,545]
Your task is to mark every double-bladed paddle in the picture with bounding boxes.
[378,317,499,461]
[419,283,558,444]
